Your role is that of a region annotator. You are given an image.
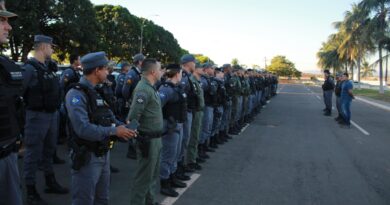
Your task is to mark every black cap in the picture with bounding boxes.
[166,63,181,72]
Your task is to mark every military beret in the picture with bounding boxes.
[34,35,56,45]
[166,63,181,72]
[81,51,109,72]
[180,54,196,64]
[133,53,145,62]
[0,0,16,18]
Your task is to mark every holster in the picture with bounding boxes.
[70,143,91,171]
[136,135,150,158]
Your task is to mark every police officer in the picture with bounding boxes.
[66,52,135,205]
[322,69,335,116]
[158,64,187,197]
[220,64,234,140]
[115,62,131,121]
[334,72,344,122]
[186,61,205,170]
[123,53,145,159]
[199,63,217,157]
[211,67,227,145]
[128,58,163,205]
[176,54,198,178]
[60,54,82,96]
[0,2,23,204]
[58,54,82,162]
[22,35,68,204]
[229,67,242,135]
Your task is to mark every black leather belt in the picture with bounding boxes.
[138,131,161,139]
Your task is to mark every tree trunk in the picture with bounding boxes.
[379,45,384,94]
[357,57,361,89]
[350,62,354,81]
[386,51,388,85]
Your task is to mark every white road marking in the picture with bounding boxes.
[240,124,250,134]
[316,96,321,100]
[356,97,390,112]
[161,173,201,205]
[351,120,370,136]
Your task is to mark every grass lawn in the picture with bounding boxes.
[354,89,390,103]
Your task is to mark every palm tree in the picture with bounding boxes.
[317,34,344,74]
[361,61,376,78]
[336,3,374,83]
[358,0,390,94]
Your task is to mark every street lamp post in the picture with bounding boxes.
[139,14,159,53]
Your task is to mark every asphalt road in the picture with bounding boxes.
[18,83,390,205]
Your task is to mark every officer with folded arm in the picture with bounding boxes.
[65,51,136,205]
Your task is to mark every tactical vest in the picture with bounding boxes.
[204,76,218,106]
[185,74,200,110]
[67,83,113,155]
[216,79,227,106]
[96,82,116,113]
[24,59,60,112]
[162,82,187,123]
[0,56,24,143]
[224,73,234,97]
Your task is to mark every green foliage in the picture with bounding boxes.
[5,1,188,64]
[266,56,301,77]
[94,5,140,61]
[231,58,239,66]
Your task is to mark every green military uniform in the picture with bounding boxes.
[187,75,204,164]
[128,77,163,205]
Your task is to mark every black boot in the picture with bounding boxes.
[196,157,206,163]
[26,185,48,205]
[198,144,209,159]
[170,174,187,188]
[174,166,191,181]
[44,174,69,194]
[110,165,120,173]
[126,143,137,159]
[187,162,202,171]
[160,179,179,197]
[53,151,65,164]
[203,142,215,153]
[217,132,226,144]
[223,130,233,140]
[209,137,218,149]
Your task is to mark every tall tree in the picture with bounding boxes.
[266,55,300,78]
[94,5,141,61]
[317,34,344,75]
[359,0,390,94]
[7,0,58,61]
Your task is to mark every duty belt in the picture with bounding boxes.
[138,131,162,139]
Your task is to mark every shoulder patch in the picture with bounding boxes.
[127,79,132,85]
[135,92,147,104]
[71,96,81,105]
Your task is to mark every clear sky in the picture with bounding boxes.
[91,0,359,73]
